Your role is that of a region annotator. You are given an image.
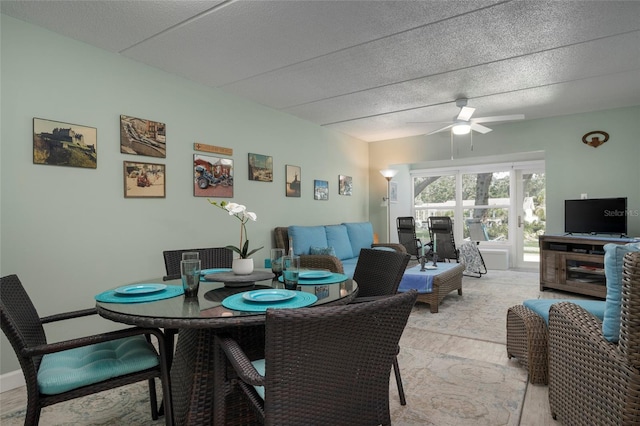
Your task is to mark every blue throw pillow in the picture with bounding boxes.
[288,226,328,256]
[325,225,354,260]
[342,222,374,256]
[602,242,640,342]
[309,246,337,257]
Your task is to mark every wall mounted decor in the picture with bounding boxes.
[120,115,166,158]
[33,118,97,169]
[123,161,166,198]
[286,165,301,197]
[314,180,329,200]
[389,182,398,203]
[339,175,352,196]
[194,142,233,156]
[248,153,273,182]
[194,154,233,198]
[582,130,609,148]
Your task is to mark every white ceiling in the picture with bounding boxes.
[2,0,640,142]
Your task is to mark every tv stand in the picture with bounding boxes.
[539,234,632,298]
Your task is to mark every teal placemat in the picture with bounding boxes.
[95,285,184,303]
[277,272,349,285]
[222,291,318,312]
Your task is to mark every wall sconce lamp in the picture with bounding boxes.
[379,169,398,243]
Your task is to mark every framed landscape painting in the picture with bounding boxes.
[33,118,97,169]
[120,114,166,158]
[123,161,166,198]
[286,165,301,197]
[194,154,233,198]
[248,153,273,182]
[314,180,328,200]
[339,175,352,196]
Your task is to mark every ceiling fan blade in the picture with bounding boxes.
[472,114,525,124]
[457,106,475,121]
[470,123,492,134]
[427,124,454,135]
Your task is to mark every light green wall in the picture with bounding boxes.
[369,107,640,238]
[0,15,369,374]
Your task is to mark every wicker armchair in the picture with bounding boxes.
[162,246,232,280]
[0,274,173,426]
[548,251,640,425]
[352,248,411,405]
[213,291,417,425]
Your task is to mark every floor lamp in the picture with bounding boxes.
[379,169,398,243]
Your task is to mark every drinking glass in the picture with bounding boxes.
[182,252,199,261]
[270,248,285,278]
[181,259,201,297]
[282,255,300,290]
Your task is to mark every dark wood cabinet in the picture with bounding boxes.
[539,235,631,298]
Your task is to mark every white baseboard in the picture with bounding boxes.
[479,248,510,270]
[0,370,25,393]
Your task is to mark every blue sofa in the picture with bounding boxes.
[274,222,406,277]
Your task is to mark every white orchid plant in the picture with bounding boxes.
[209,200,263,259]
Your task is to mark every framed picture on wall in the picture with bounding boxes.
[248,153,273,182]
[339,175,352,196]
[286,165,301,197]
[314,180,329,200]
[194,154,233,198]
[123,161,166,198]
[389,182,398,203]
[120,115,166,158]
[33,118,97,169]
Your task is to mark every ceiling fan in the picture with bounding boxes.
[413,98,525,135]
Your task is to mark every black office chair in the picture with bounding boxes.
[427,216,459,262]
[396,217,423,260]
[162,247,232,280]
[213,291,418,425]
[0,274,173,426]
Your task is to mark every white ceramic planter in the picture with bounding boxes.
[232,258,254,275]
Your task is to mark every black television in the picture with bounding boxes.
[564,197,627,235]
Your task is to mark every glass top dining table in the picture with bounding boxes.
[95,270,358,426]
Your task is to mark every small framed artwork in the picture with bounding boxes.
[248,153,273,182]
[286,165,301,197]
[339,175,352,196]
[120,114,166,158]
[314,180,329,200]
[194,154,233,198]
[389,182,398,203]
[123,161,166,198]
[33,118,97,169]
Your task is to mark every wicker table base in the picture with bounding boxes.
[415,263,464,313]
[506,304,548,385]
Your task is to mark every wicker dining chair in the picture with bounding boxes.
[0,274,173,426]
[213,290,418,426]
[352,248,411,405]
[162,246,232,280]
[548,251,640,425]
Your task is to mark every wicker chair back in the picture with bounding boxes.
[163,246,232,280]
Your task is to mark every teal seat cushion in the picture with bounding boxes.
[325,225,354,260]
[341,257,359,278]
[251,358,266,400]
[602,242,640,342]
[37,335,159,395]
[343,222,374,256]
[288,226,328,256]
[523,299,605,325]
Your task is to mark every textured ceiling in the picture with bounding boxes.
[2,0,639,142]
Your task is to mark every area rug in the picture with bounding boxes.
[408,270,541,344]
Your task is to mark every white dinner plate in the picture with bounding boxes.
[299,270,332,279]
[242,289,296,303]
[115,283,167,295]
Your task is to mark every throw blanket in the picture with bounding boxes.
[398,262,461,294]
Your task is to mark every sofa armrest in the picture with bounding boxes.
[300,255,344,274]
[372,243,407,253]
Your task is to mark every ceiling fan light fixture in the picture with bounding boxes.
[452,123,471,135]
